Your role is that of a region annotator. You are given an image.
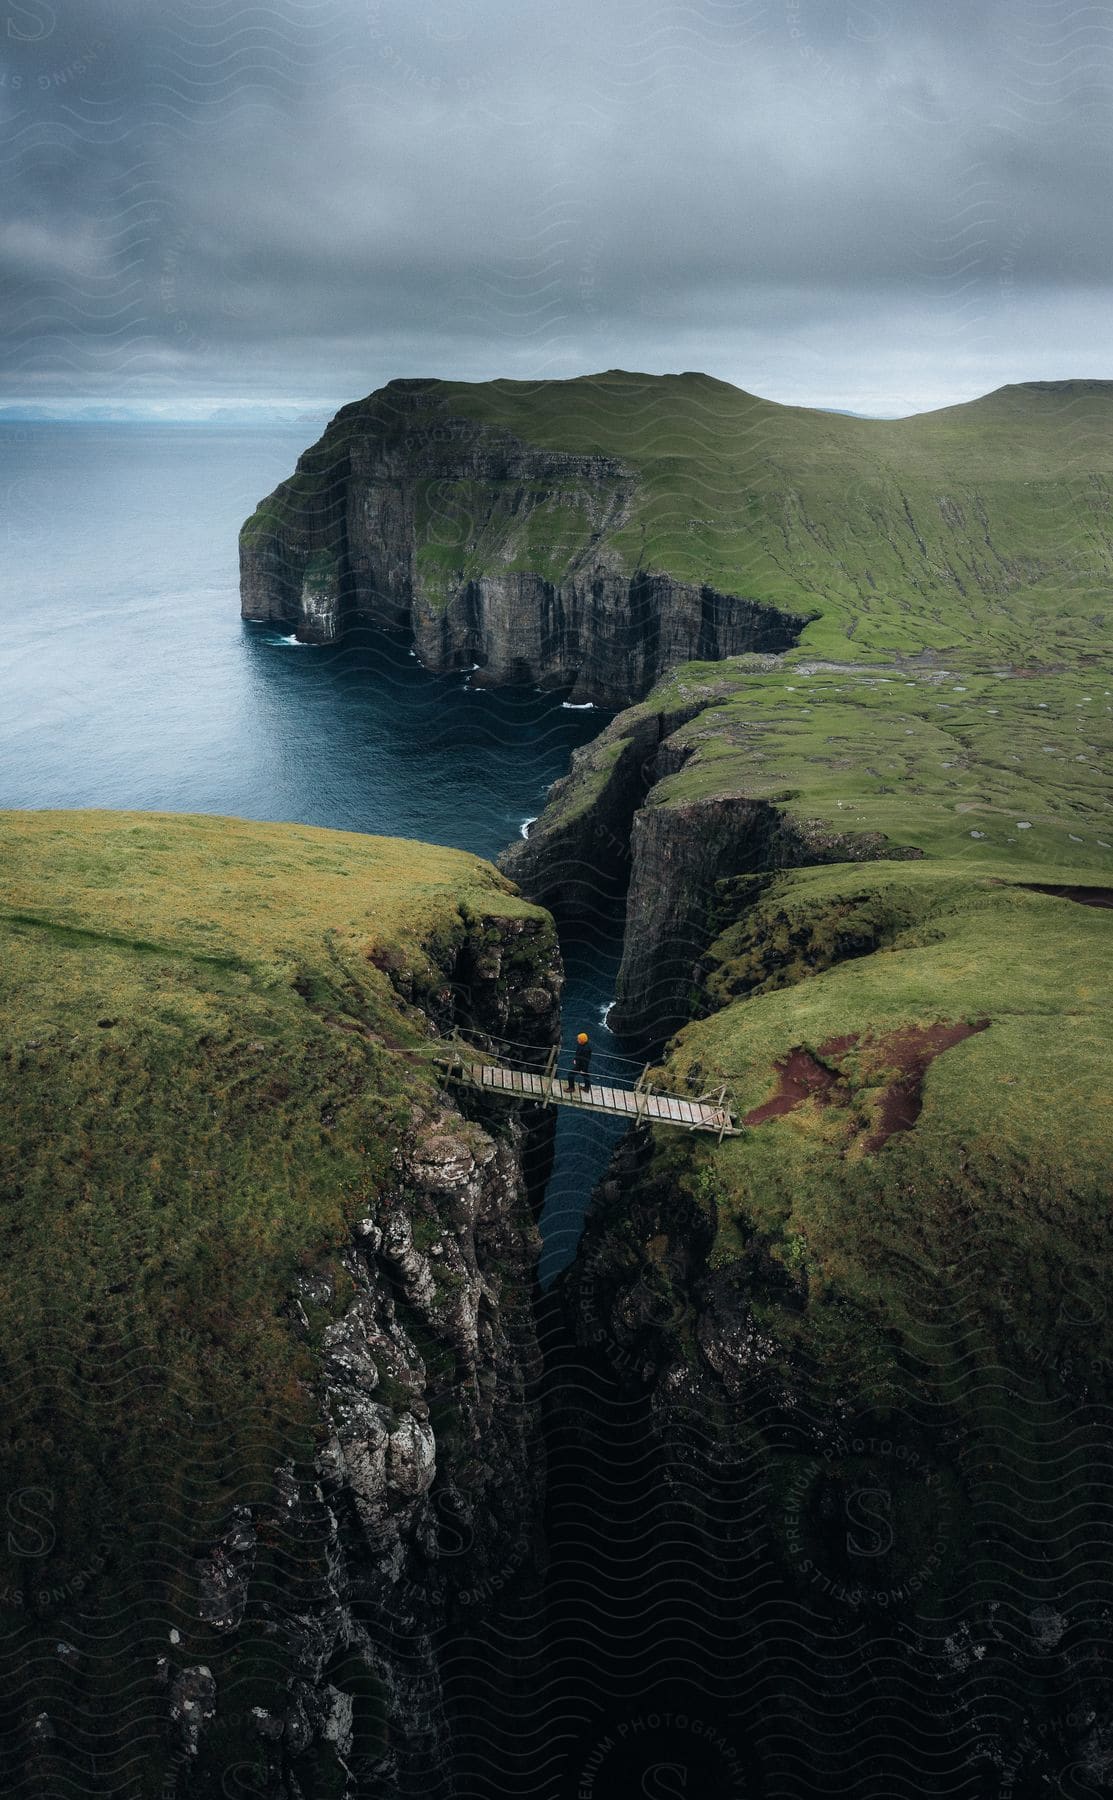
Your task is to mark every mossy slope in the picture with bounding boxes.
[0,809,551,1793]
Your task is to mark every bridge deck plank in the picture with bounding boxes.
[444,1056,737,1135]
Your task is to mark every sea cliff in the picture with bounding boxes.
[0,810,561,1798]
[239,379,805,706]
[241,371,1113,707]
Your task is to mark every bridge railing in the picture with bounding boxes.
[439,1023,650,1087]
[436,1024,736,1140]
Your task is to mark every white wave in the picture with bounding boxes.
[599,998,616,1026]
[562,700,595,709]
[520,817,537,839]
[268,632,310,647]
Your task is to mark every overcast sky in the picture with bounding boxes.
[0,0,1109,417]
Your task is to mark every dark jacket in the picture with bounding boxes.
[573,1041,592,1076]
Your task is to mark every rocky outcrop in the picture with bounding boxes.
[184,907,561,1799]
[240,1105,544,1799]
[160,1094,545,1799]
[0,809,565,1800]
[239,381,807,705]
[498,696,704,916]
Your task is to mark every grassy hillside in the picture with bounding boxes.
[257,369,1113,664]
[582,638,1113,1623]
[446,372,1113,663]
[677,860,1109,1257]
[568,848,1113,1791]
[631,856,1112,1645]
[0,810,549,1791]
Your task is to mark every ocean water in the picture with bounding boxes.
[0,421,626,1276]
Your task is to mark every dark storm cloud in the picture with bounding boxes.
[0,0,1109,414]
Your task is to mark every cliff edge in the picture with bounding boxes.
[0,810,561,1799]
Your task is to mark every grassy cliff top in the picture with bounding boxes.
[676,858,1110,1211]
[581,847,1113,1631]
[251,368,1113,666]
[0,809,550,1786]
[1,807,538,966]
[354,368,1113,461]
[623,655,1113,1462]
[653,853,1113,1594]
[650,657,1112,870]
[524,635,1111,1442]
[0,809,540,1428]
[525,652,1112,881]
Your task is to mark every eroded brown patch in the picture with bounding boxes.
[742,1046,851,1125]
[1022,883,1113,910]
[860,1019,989,1149]
[742,1019,990,1148]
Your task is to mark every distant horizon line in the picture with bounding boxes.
[0,370,1107,427]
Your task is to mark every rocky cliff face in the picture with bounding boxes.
[498,695,704,916]
[239,382,806,706]
[237,1098,543,1799]
[531,635,1113,1792]
[177,904,561,1800]
[610,788,923,1047]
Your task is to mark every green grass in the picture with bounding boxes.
[244,370,1113,657]
[649,658,1112,869]
[0,809,549,1792]
[412,475,619,604]
[329,370,1113,662]
[598,653,1110,1367]
[233,369,1113,1650]
[673,861,1109,1196]
[517,653,1112,897]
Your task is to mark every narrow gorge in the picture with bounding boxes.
[238,372,1113,1796]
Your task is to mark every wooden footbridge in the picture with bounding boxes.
[437,1031,739,1140]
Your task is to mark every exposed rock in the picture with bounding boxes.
[499,697,704,915]
[505,688,922,1047]
[195,1505,257,1631]
[562,1056,1113,1796]
[203,908,560,1798]
[0,812,563,1800]
[1029,1604,1069,1651]
[168,1665,217,1757]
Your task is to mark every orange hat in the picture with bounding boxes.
[576,1032,589,1043]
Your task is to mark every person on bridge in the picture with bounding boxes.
[569,1032,592,1092]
